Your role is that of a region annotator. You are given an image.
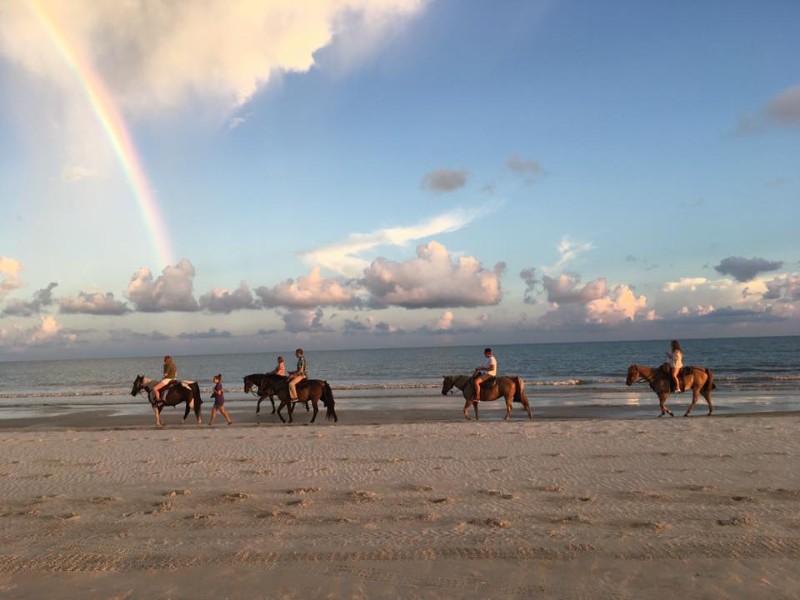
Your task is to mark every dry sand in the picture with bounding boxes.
[1,408,799,599]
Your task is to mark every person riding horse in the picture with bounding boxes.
[473,347,497,402]
[153,355,181,405]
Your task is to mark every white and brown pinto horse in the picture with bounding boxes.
[441,372,532,421]
[626,363,715,417]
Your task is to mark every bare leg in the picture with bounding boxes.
[208,407,217,426]
[220,406,232,425]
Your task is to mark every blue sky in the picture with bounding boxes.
[1,0,798,360]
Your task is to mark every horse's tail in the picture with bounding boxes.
[191,382,202,416]
[513,376,524,403]
[702,368,716,393]
[323,381,338,422]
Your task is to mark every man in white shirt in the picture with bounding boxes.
[473,347,497,402]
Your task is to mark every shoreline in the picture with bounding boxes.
[1,415,798,598]
[1,401,799,431]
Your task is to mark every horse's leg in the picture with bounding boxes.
[305,400,310,412]
[256,396,263,414]
[703,379,714,416]
[183,396,191,422]
[310,398,318,423]
[520,391,533,420]
[287,401,294,423]
[684,388,699,417]
[270,394,277,414]
[504,394,512,421]
[277,400,287,423]
[658,394,674,417]
[462,399,472,420]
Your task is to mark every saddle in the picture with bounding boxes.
[149,379,194,403]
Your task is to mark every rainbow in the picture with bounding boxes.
[29,1,175,269]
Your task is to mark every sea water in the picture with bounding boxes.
[0,337,798,420]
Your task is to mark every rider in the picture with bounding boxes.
[153,355,178,404]
[473,347,497,402]
[667,340,684,392]
[288,348,307,401]
[268,355,286,377]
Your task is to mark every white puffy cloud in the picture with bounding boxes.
[0,0,424,116]
[0,315,76,350]
[126,259,199,312]
[586,285,654,323]
[255,267,356,309]
[199,281,258,313]
[0,256,23,299]
[59,291,129,315]
[363,241,505,308]
[542,273,607,305]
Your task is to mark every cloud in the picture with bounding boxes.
[255,267,356,309]
[342,315,402,335]
[177,328,232,340]
[714,256,783,282]
[126,259,199,312]
[735,84,800,134]
[301,208,492,277]
[363,241,505,308]
[61,165,97,182]
[199,281,258,313]
[0,256,23,299]
[506,153,547,181]
[541,237,594,275]
[542,273,607,305]
[2,282,58,316]
[279,308,329,333]
[0,0,424,116]
[0,315,77,350]
[766,85,800,128]
[520,268,539,305]
[59,291,129,315]
[585,285,653,323]
[763,274,800,302]
[420,169,468,193]
[108,328,170,342]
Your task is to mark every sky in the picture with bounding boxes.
[1,0,799,361]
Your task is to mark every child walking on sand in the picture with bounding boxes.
[208,374,233,426]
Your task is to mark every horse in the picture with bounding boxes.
[243,373,310,416]
[259,373,338,424]
[441,372,532,421]
[131,375,203,427]
[626,363,716,417]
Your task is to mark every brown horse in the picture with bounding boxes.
[626,363,715,417]
[131,375,203,427]
[260,373,338,424]
[243,373,309,416]
[441,372,532,420]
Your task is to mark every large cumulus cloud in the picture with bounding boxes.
[362,241,505,308]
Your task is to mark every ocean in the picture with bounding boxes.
[1,336,798,421]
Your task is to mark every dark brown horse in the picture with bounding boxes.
[131,375,203,427]
[260,373,338,424]
[626,363,715,417]
[441,372,532,420]
[243,373,309,416]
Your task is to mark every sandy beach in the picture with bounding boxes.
[1,407,799,599]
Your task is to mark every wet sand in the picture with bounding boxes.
[1,406,799,599]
